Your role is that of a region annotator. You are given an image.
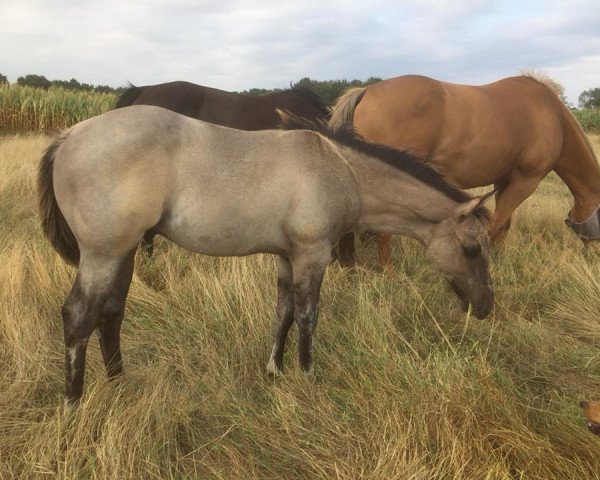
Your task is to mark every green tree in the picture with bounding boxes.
[0,73,7,84]
[579,88,600,109]
[17,74,51,90]
[94,84,114,94]
[52,78,82,90]
[291,77,382,105]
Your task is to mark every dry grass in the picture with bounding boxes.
[1,134,600,479]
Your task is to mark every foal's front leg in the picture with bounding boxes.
[266,256,294,375]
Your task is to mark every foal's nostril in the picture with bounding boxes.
[580,400,589,409]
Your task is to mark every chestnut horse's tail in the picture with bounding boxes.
[38,131,80,266]
[329,87,367,132]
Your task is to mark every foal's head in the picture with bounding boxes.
[426,195,493,319]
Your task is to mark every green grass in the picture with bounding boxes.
[0,134,599,479]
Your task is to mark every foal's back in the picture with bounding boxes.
[53,106,359,258]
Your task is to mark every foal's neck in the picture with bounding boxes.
[346,150,460,245]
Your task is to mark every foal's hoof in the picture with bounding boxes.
[301,366,315,379]
[63,397,80,414]
[265,358,283,377]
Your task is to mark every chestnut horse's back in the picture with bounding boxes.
[352,75,565,188]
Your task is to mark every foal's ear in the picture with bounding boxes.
[455,188,497,218]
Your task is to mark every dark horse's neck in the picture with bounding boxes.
[554,105,600,222]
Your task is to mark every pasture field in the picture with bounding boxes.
[1,133,600,479]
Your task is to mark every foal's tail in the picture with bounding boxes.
[328,87,367,132]
[115,83,142,108]
[38,132,80,266]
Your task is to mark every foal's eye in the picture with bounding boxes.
[462,244,482,258]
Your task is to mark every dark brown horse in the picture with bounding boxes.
[116,81,331,255]
[330,73,600,273]
[116,80,331,130]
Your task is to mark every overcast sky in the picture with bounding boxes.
[2,0,599,104]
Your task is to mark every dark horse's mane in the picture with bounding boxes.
[287,87,331,116]
[279,111,486,209]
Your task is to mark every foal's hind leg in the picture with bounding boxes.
[62,254,133,405]
[266,256,294,376]
[98,249,136,378]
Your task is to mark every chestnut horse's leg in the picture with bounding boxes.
[337,232,358,268]
[266,256,294,375]
[291,247,331,374]
[375,233,396,276]
[489,183,511,242]
[62,254,131,405]
[98,249,136,379]
[489,175,543,242]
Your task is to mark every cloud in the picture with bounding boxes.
[1,0,599,102]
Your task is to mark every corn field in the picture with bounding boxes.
[2,83,600,135]
[573,108,600,133]
[0,84,116,134]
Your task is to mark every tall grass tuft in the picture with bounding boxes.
[0,84,116,134]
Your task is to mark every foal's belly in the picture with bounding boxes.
[156,209,287,257]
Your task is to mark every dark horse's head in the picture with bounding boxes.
[285,87,332,121]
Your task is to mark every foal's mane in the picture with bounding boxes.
[279,111,476,206]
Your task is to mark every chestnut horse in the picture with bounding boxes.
[330,74,600,272]
[38,106,493,404]
[116,80,331,255]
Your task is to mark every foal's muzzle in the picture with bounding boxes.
[450,281,493,320]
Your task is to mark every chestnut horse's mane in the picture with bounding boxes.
[520,70,565,98]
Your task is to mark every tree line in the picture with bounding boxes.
[1,73,599,108]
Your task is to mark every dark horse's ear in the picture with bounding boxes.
[455,187,497,218]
